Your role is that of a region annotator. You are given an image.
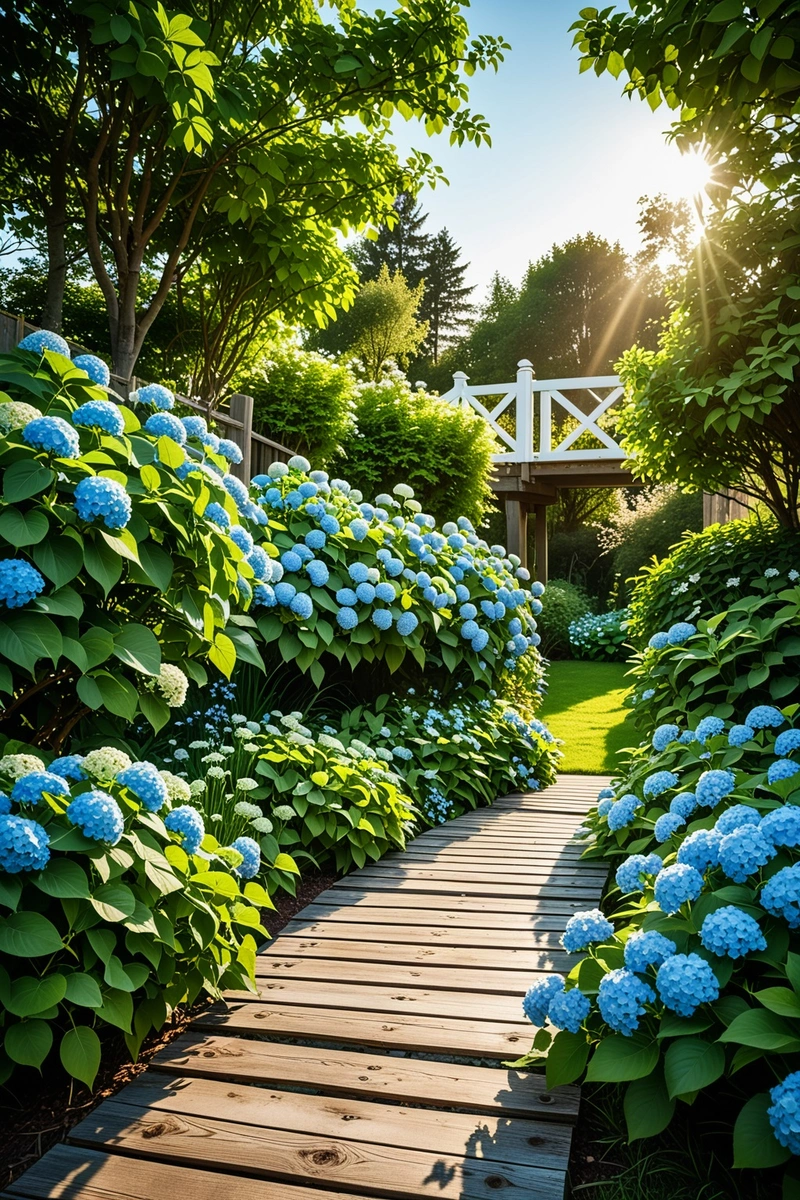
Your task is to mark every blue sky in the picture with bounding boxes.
[391,0,697,300]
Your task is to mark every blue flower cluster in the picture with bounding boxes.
[652,724,679,752]
[654,863,704,913]
[728,724,754,747]
[624,930,676,974]
[23,415,80,458]
[19,329,70,356]
[615,852,662,894]
[761,864,800,927]
[761,806,800,848]
[67,790,124,844]
[74,476,132,529]
[11,771,69,803]
[676,828,721,871]
[607,793,642,831]
[49,754,86,781]
[548,987,591,1033]
[776,729,800,756]
[695,715,725,743]
[231,835,260,878]
[0,559,46,609]
[656,953,720,1016]
[667,621,696,645]
[696,769,736,807]
[768,1073,800,1154]
[73,354,110,386]
[73,400,125,436]
[768,759,800,784]
[715,804,760,835]
[699,905,766,959]
[654,811,685,842]
[165,805,205,854]
[0,813,50,872]
[746,705,785,730]
[597,968,654,1036]
[146,412,187,445]
[522,974,564,1026]
[561,908,614,953]
[717,825,774,883]
[116,762,168,812]
[136,383,175,410]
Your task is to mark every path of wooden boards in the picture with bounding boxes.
[7,773,609,1200]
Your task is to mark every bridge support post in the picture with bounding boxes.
[533,505,548,584]
[504,498,528,570]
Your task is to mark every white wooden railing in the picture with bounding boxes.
[440,359,626,465]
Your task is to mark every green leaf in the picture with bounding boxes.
[546,1030,589,1088]
[134,542,173,591]
[5,1019,53,1068]
[756,987,800,1018]
[138,691,170,733]
[664,1037,725,1098]
[0,876,22,910]
[64,972,103,1008]
[60,1026,101,1089]
[7,973,67,1017]
[624,1067,675,1141]
[90,883,137,923]
[156,434,184,468]
[706,0,744,20]
[585,1033,660,1082]
[97,986,134,1031]
[209,632,236,677]
[91,672,139,720]
[0,612,62,673]
[0,508,49,547]
[112,623,161,675]
[84,537,123,596]
[734,1094,790,1168]
[0,911,63,956]
[719,1008,800,1051]
[31,859,91,899]
[3,459,54,503]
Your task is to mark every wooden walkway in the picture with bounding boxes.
[6,774,609,1200]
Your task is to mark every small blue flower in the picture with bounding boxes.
[699,906,767,959]
[372,609,393,630]
[74,476,132,529]
[677,828,721,871]
[336,588,358,607]
[769,759,800,785]
[349,518,369,542]
[204,502,230,529]
[230,835,260,878]
[615,853,662,894]
[73,354,111,386]
[643,771,679,799]
[768,1072,800,1154]
[607,793,642,831]
[522,974,564,1026]
[775,729,800,756]
[548,987,591,1033]
[19,329,70,356]
[356,582,376,604]
[695,716,725,743]
[11,771,70,804]
[670,791,697,819]
[348,562,369,584]
[253,584,276,607]
[336,606,359,631]
[598,787,615,801]
[229,525,254,555]
[321,514,340,535]
[306,560,329,588]
[652,724,680,752]
[654,811,685,842]
[49,754,86,781]
[0,814,50,872]
[290,593,313,619]
[624,930,676,974]
[274,582,296,606]
[218,438,243,464]
[654,863,704,913]
[656,953,719,1016]
[137,383,174,410]
[223,474,249,507]
[561,908,614,952]
[696,769,736,807]
[116,762,168,812]
[0,560,46,609]
[667,621,696,646]
[164,805,205,854]
[471,629,489,653]
[648,632,669,650]
[598,797,614,816]
[746,705,785,730]
[305,529,326,551]
[67,790,124,844]
[182,416,208,440]
[23,415,80,458]
[728,725,755,747]
[397,612,419,637]
[375,582,395,603]
[597,969,655,1036]
[717,825,775,883]
[145,412,186,444]
[281,550,303,573]
[761,864,800,927]
[73,400,124,436]
[761,806,800,848]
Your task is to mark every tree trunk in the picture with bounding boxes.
[111,269,142,382]
[40,201,68,333]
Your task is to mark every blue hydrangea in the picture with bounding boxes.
[348,562,369,584]
[769,759,800,785]
[349,518,369,542]
[654,863,704,913]
[49,755,86,781]
[561,908,614,952]
[776,729,800,756]
[356,582,376,604]
[337,606,359,631]
[11,771,70,803]
[642,688,655,701]
[531,581,545,597]
[677,828,721,871]
[667,621,696,646]
[305,529,326,551]
[460,619,479,641]
[74,476,132,529]
[74,354,111,387]
[203,431,220,452]
[116,762,169,812]
[746,705,785,730]
[607,793,642,831]
[320,514,340,535]
[397,612,419,637]
[165,804,205,854]
[182,416,207,439]
[248,547,270,579]
[280,550,302,574]
[699,905,767,959]
[306,560,329,589]
[717,825,775,883]
[596,798,613,818]
[471,629,489,653]
[768,1073,800,1154]
[643,771,679,798]
[598,786,615,801]
[715,804,761,835]
[73,400,125,436]
[223,474,249,507]
[274,582,296,606]
[253,584,276,607]
[728,725,755,747]
[696,769,736,807]
[695,716,726,743]
[615,853,663,894]
[291,593,313,619]
[654,811,685,842]
[652,724,680,752]
[19,329,70,356]
[624,930,676,974]
[23,415,80,458]
[137,383,174,410]
[228,525,254,555]
[761,806,800,848]
[204,502,230,529]
[218,438,243,464]
[670,792,697,819]
[597,968,655,1036]
[648,631,669,650]
[145,412,186,444]
[0,560,46,609]
[548,987,591,1033]
[679,730,698,745]
[375,582,395,603]
[0,814,50,872]
[372,609,393,631]
[656,953,720,1016]
[230,834,260,878]
[336,588,357,607]
[522,974,564,1026]
[761,864,800,927]
[385,557,404,577]
[67,790,124,844]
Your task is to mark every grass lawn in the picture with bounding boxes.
[538,660,638,775]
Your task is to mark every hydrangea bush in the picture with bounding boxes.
[569,608,631,662]
[0,745,268,1088]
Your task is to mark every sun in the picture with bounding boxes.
[668,146,715,204]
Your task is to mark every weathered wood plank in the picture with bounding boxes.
[298,890,590,916]
[293,904,579,930]
[253,955,568,994]
[281,919,564,948]
[328,876,601,899]
[257,937,573,973]
[151,1035,579,1121]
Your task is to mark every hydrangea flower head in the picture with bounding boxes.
[136,383,175,410]
[230,835,260,879]
[598,786,615,801]
[718,825,775,883]
[561,908,614,952]
[654,811,685,842]
[290,592,313,619]
[548,988,591,1033]
[643,771,679,799]
[715,804,761,836]
[761,864,800,927]
[728,725,755,748]
[0,753,45,780]
[667,621,696,646]
[607,793,642,831]
[82,747,131,778]
[11,771,70,804]
[274,582,296,606]
[74,476,132,529]
[0,560,46,609]
[768,1073,800,1154]
[615,853,662,894]
[598,797,614,817]
[670,791,697,819]
[73,400,124,436]
[145,412,187,444]
[699,906,767,959]
[49,754,86,781]
[397,611,419,637]
[164,805,205,854]
[597,968,655,1036]
[677,828,721,871]
[522,974,564,1026]
[696,769,736,807]
[746,705,785,730]
[0,814,50,872]
[218,438,243,464]
[648,632,669,650]
[23,415,80,458]
[19,329,71,356]
[654,863,704,913]
[696,716,725,743]
[652,724,679,752]
[116,762,169,812]
[775,729,800,756]
[761,806,800,848]
[67,790,124,844]
[624,930,676,974]
[768,759,800,785]
[337,606,359,631]
[656,953,720,1016]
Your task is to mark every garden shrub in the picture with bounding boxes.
[0,745,267,1089]
[548,524,615,606]
[536,578,592,659]
[569,609,631,662]
[329,370,497,527]
[598,488,703,603]
[627,516,800,644]
[238,345,357,462]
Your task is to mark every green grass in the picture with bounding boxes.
[538,660,638,775]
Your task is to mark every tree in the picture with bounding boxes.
[573,1,800,527]
[351,192,431,285]
[340,266,428,380]
[418,228,475,363]
[1,1,506,379]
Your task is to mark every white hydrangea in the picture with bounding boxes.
[189,779,206,795]
[243,742,260,753]
[189,740,210,750]
[0,753,46,779]
[173,748,189,762]
[83,747,132,778]
[159,770,191,803]
[236,777,257,792]
[393,483,414,499]
[0,401,42,433]
[252,816,273,833]
[273,805,295,821]
[207,765,225,779]
[245,721,260,734]
[231,714,248,724]
[147,663,189,708]
[202,751,225,764]
[233,800,261,818]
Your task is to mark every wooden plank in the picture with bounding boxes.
[253,955,565,994]
[5,1145,356,1200]
[327,877,602,899]
[152,1035,579,1121]
[354,863,606,883]
[193,1002,536,1059]
[295,903,580,930]
[258,936,573,973]
[116,1073,573,1173]
[299,890,589,916]
[69,1100,566,1200]
[281,919,565,948]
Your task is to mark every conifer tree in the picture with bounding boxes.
[352,193,431,285]
[419,228,475,363]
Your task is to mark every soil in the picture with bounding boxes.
[0,870,336,1190]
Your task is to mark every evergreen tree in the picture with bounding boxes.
[419,228,475,363]
[351,192,431,285]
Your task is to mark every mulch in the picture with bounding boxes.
[0,870,336,1190]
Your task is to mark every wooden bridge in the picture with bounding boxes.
[6,775,608,1200]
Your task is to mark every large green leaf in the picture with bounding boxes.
[719,1008,800,1051]
[6,973,67,1017]
[3,459,55,503]
[138,690,170,733]
[0,911,63,956]
[91,671,139,720]
[0,508,49,547]
[664,1037,725,1098]
[84,536,123,596]
[60,1026,101,1088]
[0,612,62,673]
[64,972,103,1008]
[546,1029,589,1088]
[97,987,134,1032]
[133,542,174,592]
[624,1067,675,1141]
[112,623,161,675]
[585,1033,660,1082]
[90,882,137,923]
[31,859,90,900]
[5,1019,53,1068]
[733,1094,791,1168]
[80,626,114,669]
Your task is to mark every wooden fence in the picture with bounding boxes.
[0,309,294,483]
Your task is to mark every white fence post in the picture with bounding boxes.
[515,360,534,461]
[450,370,469,406]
